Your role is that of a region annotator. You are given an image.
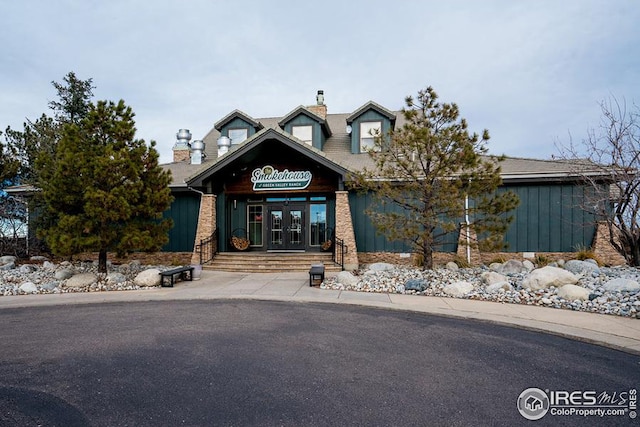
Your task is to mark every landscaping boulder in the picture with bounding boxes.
[522,260,535,271]
[443,281,474,297]
[481,271,508,285]
[336,271,359,286]
[488,262,503,272]
[521,266,579,291]
[0,255,17,265]
[368,262,395,272]
[557,284,590,301]
[134,269,161,287]
[19,282,38,294]
[0,262,15,270]
[603,278,640,293]
[54,268,75,280]
[43,261,56,270]
[107,272,127,285]
[19,264,37,274]
[404,278,428,292]
[501,259,525,275]
[486,281,513,293]
[446,262,459,271]
[65,273,98,288]
[564,260,600,276]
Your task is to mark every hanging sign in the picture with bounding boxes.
[251,165,312,191]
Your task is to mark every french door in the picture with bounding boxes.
[267,204,305,251]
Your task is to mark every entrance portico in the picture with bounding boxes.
[187,128,358,268]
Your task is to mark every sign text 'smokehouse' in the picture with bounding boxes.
[251,165,313,191]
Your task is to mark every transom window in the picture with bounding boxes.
[360,121,381,152]
[292,125,313,145]
[228,128,248,145]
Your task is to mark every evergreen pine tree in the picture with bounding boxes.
[38,100,173,272]
[351,86,519,269]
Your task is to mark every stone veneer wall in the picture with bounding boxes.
[335,191,359,270]
[173,148,190,163]
[358,250,628,269]
[455,224,482,265]
[191,194,217,265]
[358,252,461,267]
[591,221,627,266]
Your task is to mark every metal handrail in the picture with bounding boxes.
[333,236,346,271]
[196,229,218,265]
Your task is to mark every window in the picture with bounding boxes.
[360,121,381,152]
[292,125,313,145]
[310,203,327,246]
[248,205,263,247]
[228,128,248,145]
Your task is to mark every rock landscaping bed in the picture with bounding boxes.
[0,255,172,295]
[322,259,640,318]
[2,254,639,319]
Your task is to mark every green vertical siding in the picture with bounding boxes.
[349,183,596,254]
[501,183,596,252]
[217,193,227,251]
[349,192,457,253]
[162,193,200,252]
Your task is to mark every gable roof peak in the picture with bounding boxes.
[214,109,262,131]
[278,105,326,127]
[346,100,396,124]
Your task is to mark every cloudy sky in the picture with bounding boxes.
[2,0,638,164]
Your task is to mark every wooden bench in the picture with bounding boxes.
[159,266,195,287]
[309,264,325,287]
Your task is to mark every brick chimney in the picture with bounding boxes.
[307,90,327,119]
[173,129,192,163]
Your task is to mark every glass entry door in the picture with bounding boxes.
[267,204,305,251]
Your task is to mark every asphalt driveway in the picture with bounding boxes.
[0,300,638,426]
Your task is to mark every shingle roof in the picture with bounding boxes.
[162,104,601,188]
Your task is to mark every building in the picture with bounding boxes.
[161,91,624,269]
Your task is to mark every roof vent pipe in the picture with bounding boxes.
[174,128,192,149]
[217,136,231,157]
[190,140,205,165]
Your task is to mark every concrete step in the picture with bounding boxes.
[203,252,342,273]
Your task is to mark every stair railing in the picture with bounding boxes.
[196,229,218,265]
[332,236,346,271]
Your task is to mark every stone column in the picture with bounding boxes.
[592,221,627,266]
[335,191,359,270]
[456,223,481,266]
[191,194,217,265]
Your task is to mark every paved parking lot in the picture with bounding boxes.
[1,300,638,426]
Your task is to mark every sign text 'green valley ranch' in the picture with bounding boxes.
[251,166,313,191]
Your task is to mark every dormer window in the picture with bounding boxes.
[292,125,313,145]
[229,128,248,145]
[346,101,396,154]
[360,121,381,152]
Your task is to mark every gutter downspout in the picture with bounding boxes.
[465,194,471,264]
